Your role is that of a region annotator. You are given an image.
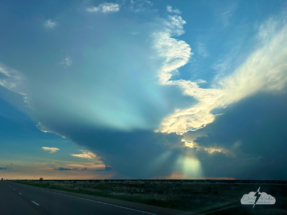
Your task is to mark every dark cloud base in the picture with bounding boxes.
[45,92,287,179]
[54,167,77,171]
[70,130,183,178]
[52,126,183,178]
[191,92,287,180]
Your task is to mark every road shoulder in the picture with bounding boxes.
[12,181,194,215]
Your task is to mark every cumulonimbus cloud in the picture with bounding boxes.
[1,11,195,136]
[2,8,287,139]
[1,3,287,178]
[3,8,286,139]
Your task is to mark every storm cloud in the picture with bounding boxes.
[0,1,287,179]
[186,92,287,179]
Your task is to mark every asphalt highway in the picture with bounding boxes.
[2,181,285,215]
[0,181,41,215]
[1,181,180,215]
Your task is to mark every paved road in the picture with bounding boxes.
[2,181,286,215]
[0,181,41,215]
[1,181,187,215]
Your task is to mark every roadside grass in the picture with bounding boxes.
[13,180,287,214]
[16,180,285,212]
[15,181,183,210]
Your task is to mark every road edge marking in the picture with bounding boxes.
[17,184,157,215]
[32,201,40,206]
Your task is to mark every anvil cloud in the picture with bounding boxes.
[0,0,287,179]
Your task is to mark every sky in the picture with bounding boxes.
[0,0,287,180]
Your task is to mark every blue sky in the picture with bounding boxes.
[0,0,287,179]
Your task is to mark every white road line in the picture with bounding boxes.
[21,185,156,215]
[32,201,40,206]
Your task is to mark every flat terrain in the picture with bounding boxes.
[14,179,287,214]
[2,181,187,215]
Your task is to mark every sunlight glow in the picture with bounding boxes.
[174,149,203,179]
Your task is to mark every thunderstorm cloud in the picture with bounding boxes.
[0,0,287,179]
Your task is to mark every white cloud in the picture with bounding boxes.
[220,9,234,27]
[71,151,102,164]
[36,122,66,138]
[156,14,287,135]
[156,82,224,134]
[71,151,103,164]
[60,57,72,67]
[183,139,233,156]
[196,79,207,84]
[44,19,57,28]
[86,7,100,12]
[42,147,60,153]
[0,64,27,95]
[0,63,30,106]
[166,5,181,14]
[154,32,191,84]
[164,15,186,36]
[217,19,287,105]
[217,2,238,28]
[87,3,120,13]
[129,0,154,13]
[153,15,190,86]
[197,42,209,57]
[154,15,223,134]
